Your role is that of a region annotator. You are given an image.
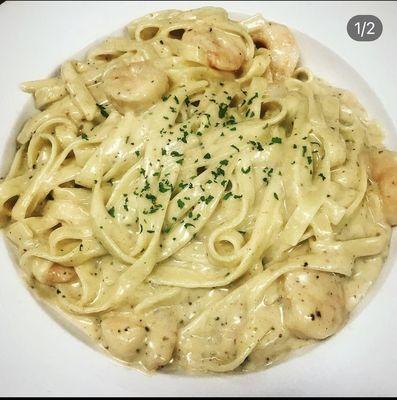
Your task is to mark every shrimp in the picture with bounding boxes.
[181,27,246,72]
[103,61,169,112]
[368,149,397,226]
[250,21,299,81]
[100,311,177,370]
[282,270,347,340]
[46,264,78,284]
[142,309,177,371]
[101,315,147,362]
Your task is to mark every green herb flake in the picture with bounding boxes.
[205,195,214,204]
[145,193,157,203]
[177,199,185,209]
[223,192,233,200]
[96,103,109,118]
[270,137,282,144]
[159,181,171,193]
[218,103,228,118]
[247,92,259,105]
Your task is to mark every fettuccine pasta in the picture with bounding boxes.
[1,7,396,374]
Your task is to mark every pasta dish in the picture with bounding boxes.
[1,7,396,373]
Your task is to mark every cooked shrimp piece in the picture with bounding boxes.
[142,310,177,371]
[46,264,78,284]
[282,270,347,340]
[103,61,169,112]
[250,21,299,81]
[368,149,397,226]
[181,27,246,71]
[101,315,147,362]
[100,311,177,370]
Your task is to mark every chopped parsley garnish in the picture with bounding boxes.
[159,181,172,193]
[177,199,185,209]
[241,166,251,174]
[145,193,157,203]
[211,167,225,180]
[270,137,282,144]
[96,103,109,118]
[204,195,214,204]
[249,140,264,151]
[81,133,88,140]
[218,103,228,118]
[143,204,162,214]
[273,192,279,200]
[247,92,258,105]
[123,195,129,211]
[107,207,115,217]
[203,153,211,159]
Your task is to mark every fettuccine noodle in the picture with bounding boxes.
[1,7,395,373]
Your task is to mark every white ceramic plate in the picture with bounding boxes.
[0,1,396,397]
